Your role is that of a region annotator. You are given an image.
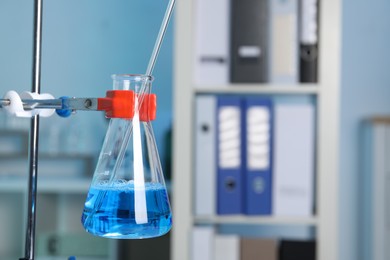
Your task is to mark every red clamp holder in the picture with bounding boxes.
[97,90,157,121]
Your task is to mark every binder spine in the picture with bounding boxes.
[215,235,240,260]
[194,96,216,216]
[216,96,244,214]
[279,240,316,260]
[243,98,273,215]
[299,0,319,83]
[270,0,299,83]
[230,0,269,83]
[194,0,230,86]
[191,227,215,260]
[272,104,315,217]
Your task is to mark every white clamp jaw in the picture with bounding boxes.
[3,91,55,117]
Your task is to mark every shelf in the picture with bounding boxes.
[193,84,320,95]
[0,178,91,193]
[0,178,172,194]
[194,215,318,226]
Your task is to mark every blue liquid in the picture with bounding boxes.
[82,182,172,239]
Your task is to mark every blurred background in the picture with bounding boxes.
[1,0,390,260]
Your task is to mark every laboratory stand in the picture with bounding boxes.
[0,0,175,259]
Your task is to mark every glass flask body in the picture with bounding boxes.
[82,74,172,239]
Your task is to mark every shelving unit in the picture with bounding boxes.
[172,0,341,260]
[194,85,320,95]
[194,216,318,226]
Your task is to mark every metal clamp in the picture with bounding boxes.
[1,90,157,120]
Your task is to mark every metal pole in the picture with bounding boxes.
[20,0,43,259]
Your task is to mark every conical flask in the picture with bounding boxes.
[82,74,172,239]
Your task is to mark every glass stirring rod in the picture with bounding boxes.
[146,0,176,76]
[113,0,176,177]
[130,0,176,229]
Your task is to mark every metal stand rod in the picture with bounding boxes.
[20,0,43,259]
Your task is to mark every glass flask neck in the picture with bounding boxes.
[111,74,154,92]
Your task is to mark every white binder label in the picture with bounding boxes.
[300,0,318,44]
[219,106,241,169]
[238,46,262,58]
[247,107,270,170]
